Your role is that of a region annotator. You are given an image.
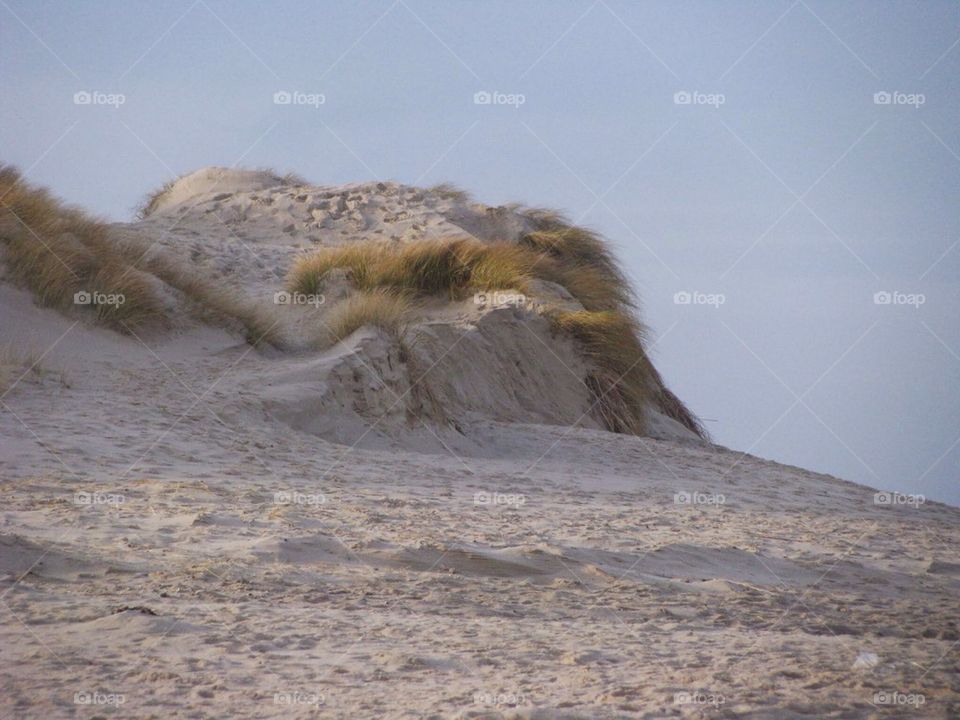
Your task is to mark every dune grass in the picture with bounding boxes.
[288,224,706,438]
[288,238,537,300]
[550,310,652,435]
[323,289,411,343]
[0,165,164,331]
[428,183,471,203]
[106,232,287,348]
[0,343,69,395]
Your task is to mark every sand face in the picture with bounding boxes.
[1,170,958,718]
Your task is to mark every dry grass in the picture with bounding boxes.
[107,234,286,348]
[0,165,164,331]
[323,289,411,343]
[0,344,68,395]
[289,225,706,438]
[288,239,535,300]
[428,183,471,203]
[551,311,653,435]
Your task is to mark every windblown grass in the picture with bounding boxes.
[289,224,706,438]
[288,239,535,300]
[0,164,164,331]
[550,310,652,434]
[107,233,286,348]
[324,289,411,343]
[428,183,471,203]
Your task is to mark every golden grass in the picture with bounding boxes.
[288,239,535,300]
[551,310,652,435]
[106,233,286,348]
[428,183,471,203]
[323,289,411,343]
[0,164,164,331]
[288,225,706,438]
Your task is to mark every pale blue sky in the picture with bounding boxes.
[2,0,958,504]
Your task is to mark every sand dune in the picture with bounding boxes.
[1,168,957,718]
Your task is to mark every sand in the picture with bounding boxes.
[0,169,957,718]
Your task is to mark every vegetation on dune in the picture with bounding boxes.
[0,164,164,331]
[324,289,411,344]
[550,310,653,435]
[288,212,706,439]
[428,182,471,203]
[288,238,537,300]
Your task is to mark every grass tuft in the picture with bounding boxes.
[324,289,411,343]
[288,239,534,300]
[0,344,68,395]
[0,164,164,331]
[551,310,652,435]
[428,183,471,203]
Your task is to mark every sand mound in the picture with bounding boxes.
[4,167,956,717]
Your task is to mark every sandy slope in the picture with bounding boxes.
[0,170,958,718]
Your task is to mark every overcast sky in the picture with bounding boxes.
[2,0,958,505]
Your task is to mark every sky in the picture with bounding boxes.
[2,0,958,505]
